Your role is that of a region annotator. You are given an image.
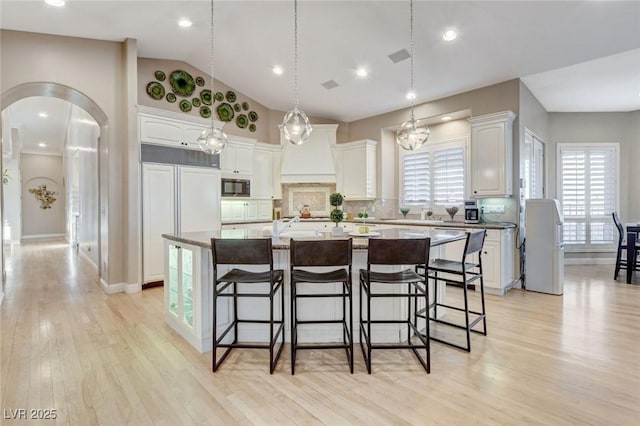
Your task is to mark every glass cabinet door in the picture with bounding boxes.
[181,248,194,328]
[168,244,180,317]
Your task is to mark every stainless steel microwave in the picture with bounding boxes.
[221,178,251,197]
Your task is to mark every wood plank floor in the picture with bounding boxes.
[1,239,639,425]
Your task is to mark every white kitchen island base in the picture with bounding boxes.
[163,228,464,353]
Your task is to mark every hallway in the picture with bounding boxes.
[1,239,639,425]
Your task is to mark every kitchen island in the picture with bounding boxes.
[162,227,465,353]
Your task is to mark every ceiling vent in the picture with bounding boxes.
[321,80,339,90]
[388,48,411,64]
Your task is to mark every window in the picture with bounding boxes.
[400,137,467,211]
[557,143,618,249]
[523,130,545,199]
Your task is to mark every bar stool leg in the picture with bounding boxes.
[269,285,275,374]
[212,283,218,372]
[462,271,471,352]
[233,282,238,344]
[348,281,354,373]
[291,280,297,375]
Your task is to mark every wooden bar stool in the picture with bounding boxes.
[290,238,353,374]
[211,238,285,374]
[359,238,431,374]
[419,230,487,352]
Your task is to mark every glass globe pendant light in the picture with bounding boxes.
[282,0,313,145]
[198,0,227,154]
[396,0,429,150]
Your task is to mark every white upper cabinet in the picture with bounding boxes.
[252,142,282,199]
[469,111,516,198]
[219,140,254,177]
[336,139,377,200]
[139,112,208,150]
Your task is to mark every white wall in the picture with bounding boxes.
[64,105,99,268]
[21,154,64,237]
[2,155,21,242]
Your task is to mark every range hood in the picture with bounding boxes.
[279,124,338,183]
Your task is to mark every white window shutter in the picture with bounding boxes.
[433,147,465,206]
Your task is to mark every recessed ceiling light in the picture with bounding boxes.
[44,0,66,7]
[272,66,283,75]
[406,91,416,100]
[441,116,452,121]
[38,143,47,148]
[356,68,368,78]
[442,29,457,41]
[38,112,48,118]
[178,18,193,28]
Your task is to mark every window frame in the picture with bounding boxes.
[556,142,619,252]
[398,136,468,215]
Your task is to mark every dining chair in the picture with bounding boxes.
[613,212,640,281]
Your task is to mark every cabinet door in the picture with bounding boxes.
[472,124,507,196]
[182,124,209,150]
[235,144,254,175]
[229,200,246,221]
[167,244,180,317]
[142,164,175,283]
[252,149,273,198]
[219,145,237,174]
[342,148,365,199]
[480,240,500,289]
[179,167,221,232]
[181,247,195,328]
[140,115,182,147]
[245,201,258,221]
[257,200,273,220]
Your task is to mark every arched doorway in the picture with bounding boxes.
[1,82,108,295]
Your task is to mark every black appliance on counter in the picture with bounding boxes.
[464,200,480,223]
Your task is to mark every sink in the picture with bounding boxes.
[274,230,319,238]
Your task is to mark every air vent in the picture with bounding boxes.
[388,49,411,64]
[321,80,339,90]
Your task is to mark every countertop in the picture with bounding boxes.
[162,227,467,250]
[222,218,516,230]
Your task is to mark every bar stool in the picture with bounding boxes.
[290,238,353,374]
[419,230,487,352]
[211,238,285,374]
[359,238,431,374]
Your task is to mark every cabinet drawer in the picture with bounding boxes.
[484,229,500,242]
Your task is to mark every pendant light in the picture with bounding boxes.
[198,0,227,154]
[281,0,313,145]
[396,0,429,150]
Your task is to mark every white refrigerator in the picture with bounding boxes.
[525,199,564,295]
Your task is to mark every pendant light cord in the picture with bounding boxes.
[209,0,216,129]
[294,0,299,109]
[409,0,415,121]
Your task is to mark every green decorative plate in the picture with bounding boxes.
[236,114,249,129]
[216,103,234,122]
[179,99,192,112]
[192,98,201,107]
[146,81,165,100]
[248,111,259,122]
[214,91,224,102]
[242,101,250,111]
[169,70,196,97]
[155,70,166,81]
[248,123,257,132]
[166,93,176,103]
[234,103,241,112]
[226,91,237,102]
[195,76,205,87]
[200,89,212,105]
[200,106,211,119]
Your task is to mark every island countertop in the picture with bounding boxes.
[162,227,466,250]
[221,218,516,230]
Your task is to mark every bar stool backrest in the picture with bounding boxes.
[367,238,430,267]
[463,230,486,262]
[211,238,273,267]
[290,239,353,267]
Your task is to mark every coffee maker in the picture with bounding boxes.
[464,200,480,223]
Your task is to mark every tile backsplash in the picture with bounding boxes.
[278,183,336,217]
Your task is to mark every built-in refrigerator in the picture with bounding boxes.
[524,199,564,295]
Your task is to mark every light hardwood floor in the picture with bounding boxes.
[1,239,639,425]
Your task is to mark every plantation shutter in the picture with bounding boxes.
[433,147,465,206]
[402,151,430,205]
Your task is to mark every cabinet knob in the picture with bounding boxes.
[473,190,477,194]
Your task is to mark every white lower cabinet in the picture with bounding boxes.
[439,227,515,295]
[221,199,272,222]
[164,241,211,352]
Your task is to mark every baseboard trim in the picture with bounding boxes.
[100,278,125,294]
[564,258,615,265]
[22,233,65,240]
[125,283,142,293]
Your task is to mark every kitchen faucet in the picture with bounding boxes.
[272,215,300,237]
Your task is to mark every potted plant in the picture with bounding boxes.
[329,192,344,236]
